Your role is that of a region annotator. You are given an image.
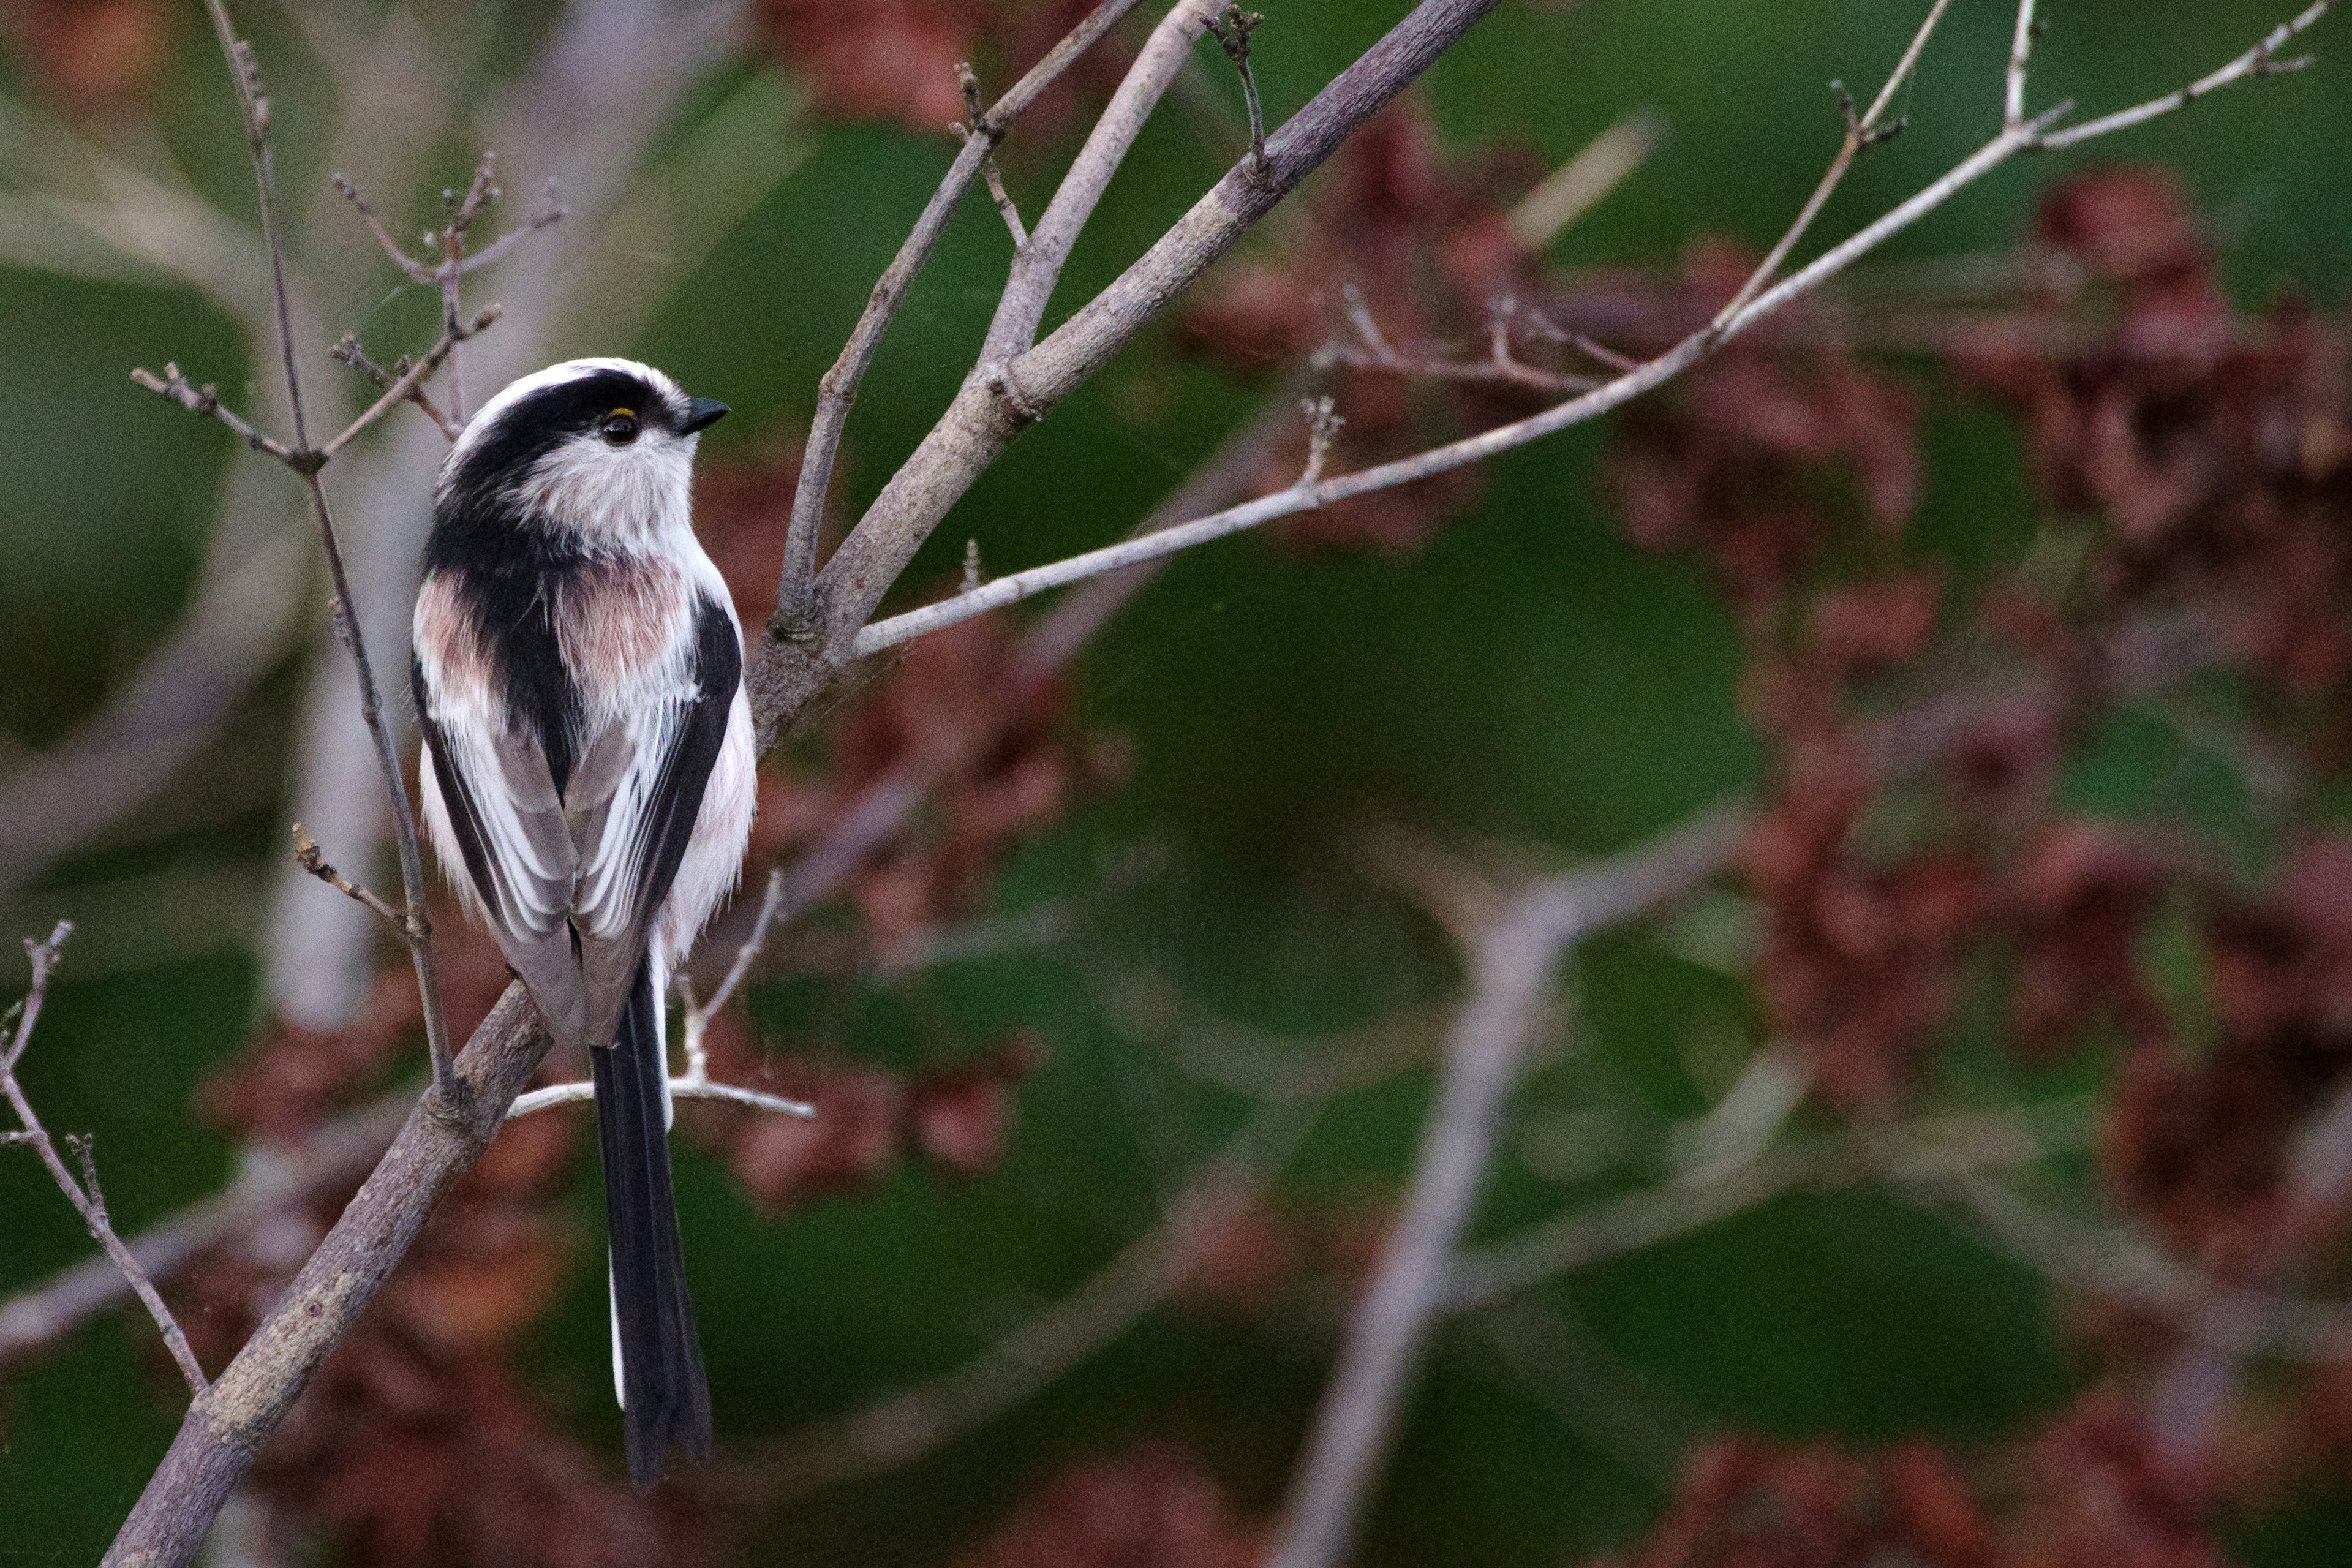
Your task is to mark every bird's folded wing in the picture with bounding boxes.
[417,698,590,1048]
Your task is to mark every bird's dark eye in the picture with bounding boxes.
[600,409,640,445]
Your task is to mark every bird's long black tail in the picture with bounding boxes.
[590,958,712,1488]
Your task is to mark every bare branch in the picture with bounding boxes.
[127,364,299,464]
[694,867,787,1025]
[1716,0,1953,326]
[505,1076,816,1120]
[2007,0,2039,128]
[1263,809,1741,1568]
[328,333,459,440]
[2,924,209,1395]
[457,183,564,274]
[305,481,459,1101]
[435,153,497,421]
[793,0,1509,682]
[139,0,467,1112]
[102,986,556,1568]
[773,0,1150,636]
[318,303,502,458]
[200,0,311,451]
[1311,310,1603,396]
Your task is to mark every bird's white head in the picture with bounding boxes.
[437,357,729,549]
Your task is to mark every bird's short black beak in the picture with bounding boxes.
[681,397,730,435]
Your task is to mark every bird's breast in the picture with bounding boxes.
[552,552,698,717]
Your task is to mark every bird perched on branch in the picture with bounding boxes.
[410,357,747,1487]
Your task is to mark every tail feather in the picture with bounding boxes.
[590,959,712,1488]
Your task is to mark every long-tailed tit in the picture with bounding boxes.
[410,357,752,1487]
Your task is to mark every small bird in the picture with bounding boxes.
[410,357,751,1487]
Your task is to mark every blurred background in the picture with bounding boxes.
[4,0,2351,1562]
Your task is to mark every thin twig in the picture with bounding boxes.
[436,153,497,421]
[0,1093,411,1371]
[127,364,300,464]
[980,0,1224,378]
[2007,0,2040,126]
[319,304,501,458]
[1716,0,1954,327]
[505,1076,816,1120]
[2037,0,2331,148]
[290,823,410,936]
[328,334,459,440]
[201,0,308,451]
[330,173,438,283]
[1312,326,1602,394]
[959,66,1030,251]
[458,184,564,273]
[1202,2,1270,181]
[695,866,786,1024]
[1,924,209,1394]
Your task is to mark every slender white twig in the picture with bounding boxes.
[2007,0,2039,127]
[694,867,787,1025]
[505,1076,816,1120]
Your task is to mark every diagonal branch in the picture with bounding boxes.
[979,0,1223,367]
